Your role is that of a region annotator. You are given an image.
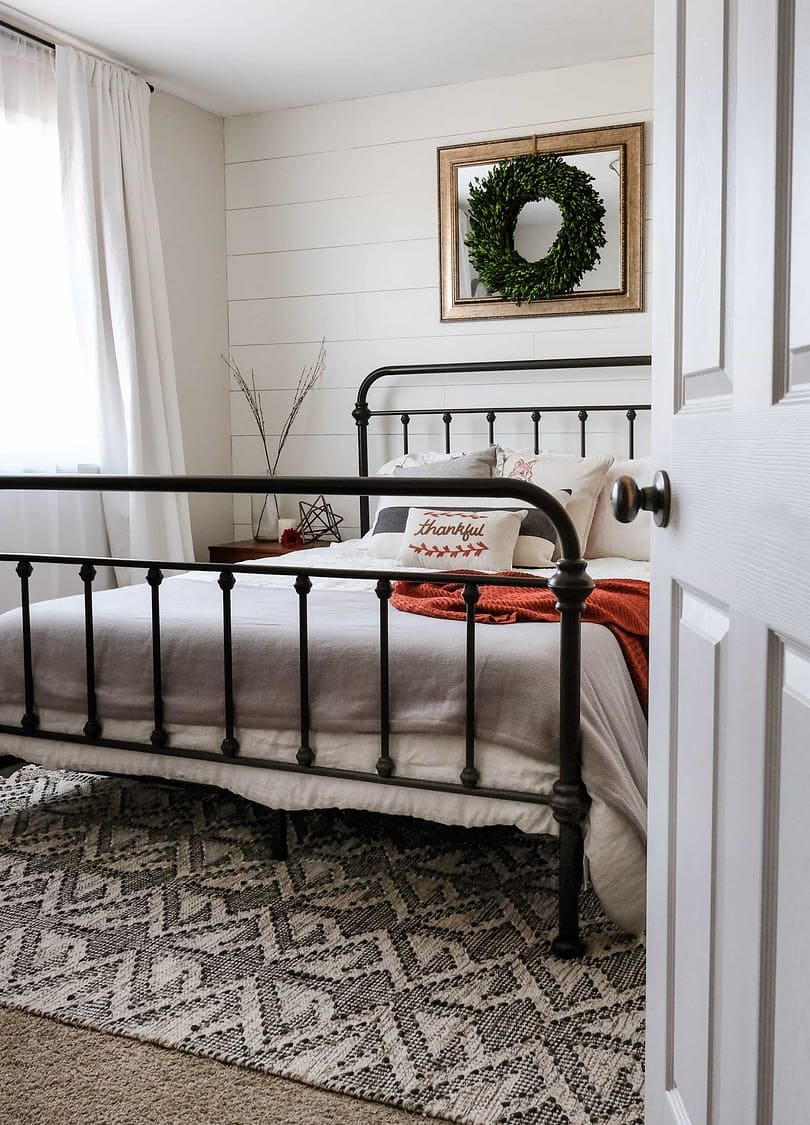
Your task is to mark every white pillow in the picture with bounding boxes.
[498,450,614,556]
[585,456,652,560]
[395,507,527,571]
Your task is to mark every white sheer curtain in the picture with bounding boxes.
[0,30,98,468]
[0,28,111,612]
[56,45,193,565]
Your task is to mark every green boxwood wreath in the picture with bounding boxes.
[464,153,607,304]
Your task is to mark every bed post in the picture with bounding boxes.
[548,557,593,959]
[351,398,372,535]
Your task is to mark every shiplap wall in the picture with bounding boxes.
[224,55,653,539]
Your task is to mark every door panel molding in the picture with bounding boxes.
[785,0,810,390]
[756,631,783,1125]
[760,639,810,1123]
[663,581,682,1100]
[774,0,797,397]
[679,0,731,399]
[670,0,686,415]
[668,588,729,1125]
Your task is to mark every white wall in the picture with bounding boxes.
[151,91,232,559]
[224,56,654,540]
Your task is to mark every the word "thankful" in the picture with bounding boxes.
[414,516,486,541]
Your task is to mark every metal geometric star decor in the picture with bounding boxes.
[297,495,343,541]
[0,766,646,1125]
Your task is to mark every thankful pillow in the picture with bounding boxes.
[370,491,569,566]
[395,507,527,571]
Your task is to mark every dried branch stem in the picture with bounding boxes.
[223,339,326,483]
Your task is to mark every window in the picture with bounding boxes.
[0,29,97,470]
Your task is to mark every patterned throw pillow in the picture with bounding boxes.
[395,507,527,571]
[370,491,570,566]
[498,450,613,557]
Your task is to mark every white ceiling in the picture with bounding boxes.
[5,0,653,117]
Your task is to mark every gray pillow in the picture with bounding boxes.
[392,446,496,478]
[368,448,496,530]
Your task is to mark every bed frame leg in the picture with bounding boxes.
[551,813,586,959]
[550,781,589,959]
[269,808,288,861]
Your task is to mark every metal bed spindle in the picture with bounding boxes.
[532,410,541,455]
[80,562,100,739]
[146,567,166,747]
[442,411,452,453]
[627,408,637,458]
[16,560,37,733]
[400,413,410,455]
[295,572,314,767]
[578,410,588,457]
[218,569,239,757]
[460,582,480,789]
[375,577,393,778]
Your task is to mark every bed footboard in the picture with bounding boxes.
[0,472,593,956]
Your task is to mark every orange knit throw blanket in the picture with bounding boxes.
[391,575,650,714]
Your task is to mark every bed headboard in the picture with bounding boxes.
[352,356,651,535]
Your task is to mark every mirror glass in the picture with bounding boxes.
[456,150,622,299]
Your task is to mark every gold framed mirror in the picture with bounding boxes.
[438,122,645,321]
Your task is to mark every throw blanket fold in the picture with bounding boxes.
[392,576,650,713]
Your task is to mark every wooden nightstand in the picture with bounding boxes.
[208,539,330,564]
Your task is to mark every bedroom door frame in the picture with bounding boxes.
[646,0,810,1122]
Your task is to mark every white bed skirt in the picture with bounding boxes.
[0,709,646,934]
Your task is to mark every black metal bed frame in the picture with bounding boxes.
[0,356,650,958]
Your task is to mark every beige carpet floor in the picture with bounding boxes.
[0,1007,432,1125]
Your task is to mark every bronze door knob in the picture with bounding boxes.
[610,470,671,527]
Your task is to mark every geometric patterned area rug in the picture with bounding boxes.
[0,767,645,1124]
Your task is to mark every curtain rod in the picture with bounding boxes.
[0,17,155,92]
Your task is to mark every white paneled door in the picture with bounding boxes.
[646,1,810,1123]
